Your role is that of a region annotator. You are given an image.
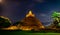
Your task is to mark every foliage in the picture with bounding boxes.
[0,16,11,28]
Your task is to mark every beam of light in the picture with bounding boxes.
[0,0,2,3]
[0,0,6,4]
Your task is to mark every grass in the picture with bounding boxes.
[0,30,60,35]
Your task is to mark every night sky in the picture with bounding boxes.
[0,0,60,26]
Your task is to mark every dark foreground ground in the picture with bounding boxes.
[0,29,60,35]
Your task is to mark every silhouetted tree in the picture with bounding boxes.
[0,16,11,28]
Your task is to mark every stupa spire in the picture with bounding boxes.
[26,10,35,17]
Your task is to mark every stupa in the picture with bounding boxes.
[18,10,45,31]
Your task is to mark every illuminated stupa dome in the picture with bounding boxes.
[18,10,45,31]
